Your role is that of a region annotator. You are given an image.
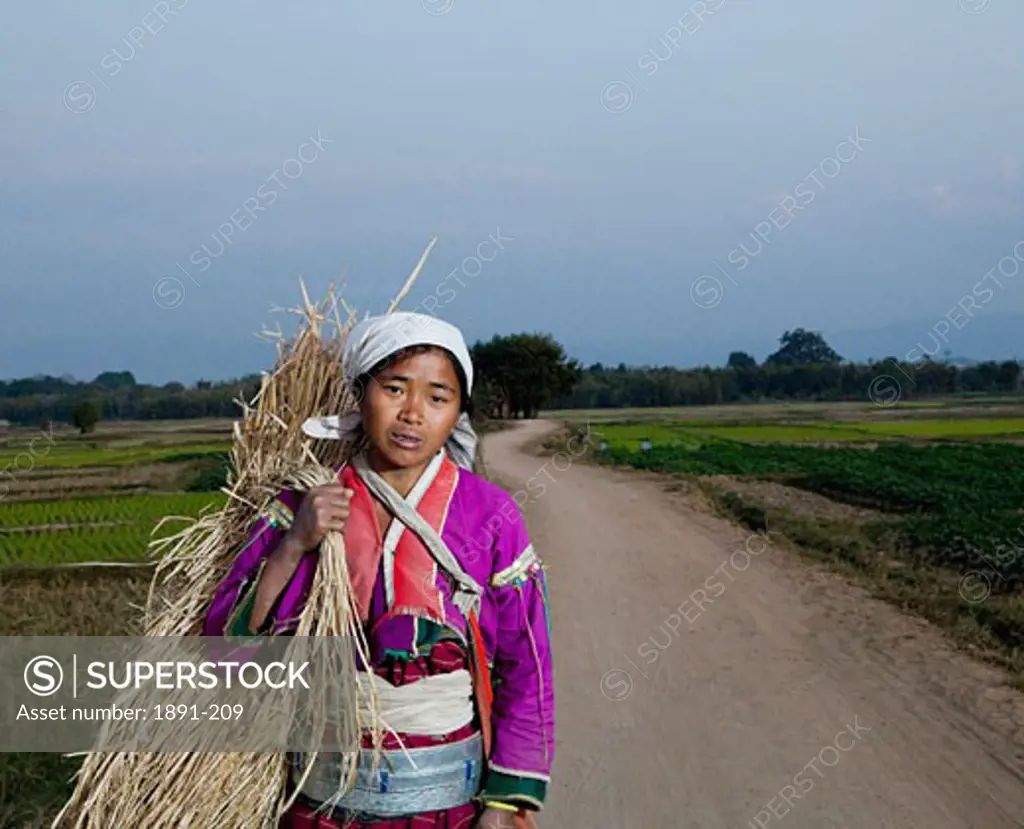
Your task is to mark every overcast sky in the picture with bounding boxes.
[2,0,1022,383]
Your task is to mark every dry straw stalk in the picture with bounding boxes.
[53,242,436,828]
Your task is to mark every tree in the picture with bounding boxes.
[93,371,137,389]
[726,351,759,398]
[471,333,582,419]
[727,351,757,370]
[765,328,842,366]
[471,376,505,422]
[70,400,100,434]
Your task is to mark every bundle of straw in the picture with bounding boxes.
[52,241,437,828]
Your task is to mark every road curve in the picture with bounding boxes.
[481,419,1024,829]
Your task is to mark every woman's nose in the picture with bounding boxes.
[400,394,425,422]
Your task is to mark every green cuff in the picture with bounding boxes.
[479,769,547,811]
[224,560,270,641]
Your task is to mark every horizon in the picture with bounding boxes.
[4,320,1021,389]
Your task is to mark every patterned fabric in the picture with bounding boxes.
[279,644,481,828]
[279,800,479,829]
[203,460,555,814]
[265,499,296,531]
[490,544,541,589]
[338,452,459,626]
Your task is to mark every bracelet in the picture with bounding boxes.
[483,800,519,813]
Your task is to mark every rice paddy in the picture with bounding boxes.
[0,421,239,820]
[0,492,226,530]
[2,524,167,567]
[0,422,232,570]
[0,492,228,567]
[0,441,229,470]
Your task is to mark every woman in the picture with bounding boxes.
[203,312,555,829]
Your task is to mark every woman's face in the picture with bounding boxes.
[360,347,463,471]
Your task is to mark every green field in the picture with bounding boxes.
[850,418,1024,438]
[600,440,1024,580]
[544,397,1024,422]
[594,417,1024,446]
[0,492,226,529]
[0,441,229,469]
[0,492,227,567]
[2,524,170,567]
[599,422,873,443]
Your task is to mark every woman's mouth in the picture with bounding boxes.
[389,431,424,450]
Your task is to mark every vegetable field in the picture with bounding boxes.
[594,417,1024,445]
[600,440,1024,588]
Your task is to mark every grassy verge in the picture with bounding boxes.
[0,569,150,826]
[701,481,1024,686]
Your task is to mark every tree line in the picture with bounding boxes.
[556,357,1023,409]
[0,372,263,429]
[555,330,1022,408]
[1,329,1020,429]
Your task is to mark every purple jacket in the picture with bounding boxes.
[203,464,555,810]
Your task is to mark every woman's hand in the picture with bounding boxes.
[246,484,354,633]
[475,806,521,829]
[285,484,353,552]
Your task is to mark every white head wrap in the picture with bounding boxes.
[301,312,478,469]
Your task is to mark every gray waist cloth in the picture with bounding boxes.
[290,732,484,818]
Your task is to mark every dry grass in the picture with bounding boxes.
[0,568,148,636]
[52,248,436,828]
[92,418,235,435]
[0,570,149,829]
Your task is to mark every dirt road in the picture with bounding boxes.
[482,420,1024,829]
